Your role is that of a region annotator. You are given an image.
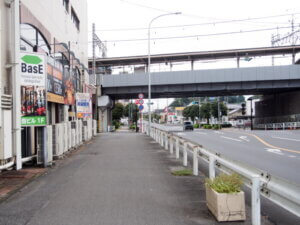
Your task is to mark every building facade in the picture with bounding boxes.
[0,0,91,170]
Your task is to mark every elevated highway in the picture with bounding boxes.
[101,65,300,99]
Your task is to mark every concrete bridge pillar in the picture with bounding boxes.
[97,95,113,132]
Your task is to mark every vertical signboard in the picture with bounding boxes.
[20,53,47,126]
[64,69,76,105]
[76,93,92,118]
[47,56,65,104]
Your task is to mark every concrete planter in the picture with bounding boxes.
[205,185,246,222]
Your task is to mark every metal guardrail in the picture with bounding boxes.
[144,124,300,225]
[255,122,300,130]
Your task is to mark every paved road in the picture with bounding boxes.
[174,128,300,184]
[0,132,270,225]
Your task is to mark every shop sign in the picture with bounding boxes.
[76,93,92,118]
[47,56,64,104]
[20,53,47,126]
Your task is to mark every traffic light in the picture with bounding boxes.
[241,103,246,115]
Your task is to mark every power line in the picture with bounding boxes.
[97,25,293,43]
[90,12,300,33]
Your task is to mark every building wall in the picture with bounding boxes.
[20,0,88,81]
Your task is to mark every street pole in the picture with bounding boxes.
[218,97,221,129]
[250,99,253,131]
[12,0,22,170]
[147,12,181,135]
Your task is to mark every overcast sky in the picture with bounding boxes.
[87,0,300,109]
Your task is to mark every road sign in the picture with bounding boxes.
[139,99,144,105]
[135,99,140,105]
[139,105,144,111]
[138,93,144,99]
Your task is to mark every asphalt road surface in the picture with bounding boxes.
[2,132,272,225]
[174,128,300,184]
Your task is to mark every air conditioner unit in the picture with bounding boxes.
[47,125,53,163]
[54,124,63,157]
[0,110,12,160]
[63,122,68,153]
[78,120,83,144]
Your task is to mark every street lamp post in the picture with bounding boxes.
[248,97,254,130]
[147,12,181,135]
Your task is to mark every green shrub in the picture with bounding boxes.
[112,120,121,129]
[171,169,193,176]
[205,173,243,193]
[212,124,221,130]
[193,124,200,128]
[129,124,136,130]
[203,124,212,129]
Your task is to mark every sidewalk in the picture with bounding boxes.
[0,167,46,201]
[0,132,273,225]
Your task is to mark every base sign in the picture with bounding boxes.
[20,53,47,126]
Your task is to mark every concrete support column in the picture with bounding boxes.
[99,108,112,132]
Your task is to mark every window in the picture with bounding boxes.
[71,7,80,31]
[20,24,51,54]
[63,0,69,13]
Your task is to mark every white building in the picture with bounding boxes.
[0,0,89,170]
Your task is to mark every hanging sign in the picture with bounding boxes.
[20,53,47,126]
[76,93,92,118]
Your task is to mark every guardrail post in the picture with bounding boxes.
[160,132,164,147]
[251,175,261,225]
[165,134,168,150]
[176,138,179,159]
[183,142,187,166]
[193,147,199,176]
[209,155,216,179]
[169,136,173,154]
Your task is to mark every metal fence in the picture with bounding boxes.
[145,124,300,225]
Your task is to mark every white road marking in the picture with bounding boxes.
[221,136,242,142]
[196,132,207,135]
[177,133,186,136]
[239,136,250,142]
[265,148,284,155]
[271,136,300,142]
[215,131,224,134]
[288,155,297,158]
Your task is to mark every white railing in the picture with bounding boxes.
[145,124,300,225]
[255,122,300,130]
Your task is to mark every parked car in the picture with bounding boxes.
[183,121,194,131]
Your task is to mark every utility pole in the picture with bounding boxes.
[271,15,299,64]
[92,23,96,86]
[11,0,22,170]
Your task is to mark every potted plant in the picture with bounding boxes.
[205,173,246,222]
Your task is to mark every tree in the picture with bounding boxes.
[183,105,199,122]
[210,101,228,118]
[199,103,211,124]
[112,103,124,122]
[169,98,193,107]
[124,103,139,123]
